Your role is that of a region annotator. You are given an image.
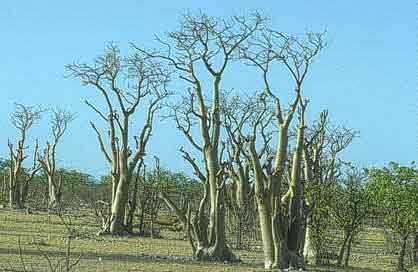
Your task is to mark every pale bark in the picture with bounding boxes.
[303,222,316,263]
[138,13,264,261]
[8,104,42,209]
[240,28,325,270]
[67,45,169,235]
[38,109,74,210]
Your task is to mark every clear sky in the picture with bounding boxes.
[0,1,416,177]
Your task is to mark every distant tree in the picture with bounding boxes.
[67,44,170,235]
[0,159,11,202]
[367,162,418,271]
[8,104,42,209]
[38,109,75,210]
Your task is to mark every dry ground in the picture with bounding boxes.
[0,209,416,272]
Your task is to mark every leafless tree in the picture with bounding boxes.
[8,103,42,209]
[222,92,272,249]
[38,109,75,211]
[66,43,171,235]
[241,29,326,269]
[134,12,265,261]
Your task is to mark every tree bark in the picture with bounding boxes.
[258,197,275,269]
[109,173,130,234]
[398,235,408,272]
[303,221,316,264]
[337,230,350,266]
[48,175,60,209]
[344,232,354,267]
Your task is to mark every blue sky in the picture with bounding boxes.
[0,1,416,177]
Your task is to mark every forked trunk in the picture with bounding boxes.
[337,230,350,266]
[191,148,235,262]
[344,232,354,267]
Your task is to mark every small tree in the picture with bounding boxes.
[332,164,371,267]
[8,104,42,209]
[302,111,358,265]
[38,109,75,211]
[67,44,170,235]
[367,162,418,271]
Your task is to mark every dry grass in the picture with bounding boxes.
[0,209,416,272]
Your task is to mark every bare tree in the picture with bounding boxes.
[135,13,264,261]
[8,104,42,209]
[38,109,75,211]
[66,44,171,235]
[222,93,271,249]
[241,29,325,269]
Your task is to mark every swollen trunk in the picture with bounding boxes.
[109,174,130,234]
[257,199,275,269]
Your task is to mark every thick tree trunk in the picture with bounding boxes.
[109,173,130,234]
[14,183,23,209]
[125,173,139,233]
[236,181,248,210]
[191,148,234,261]
[303,222,316,264]
[257,198,275,269]
[20,181,30,208]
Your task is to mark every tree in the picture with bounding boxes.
[222,94,265,250]
[8,104,42,209]
[332,164,371,267]
[137,13,264,261]
[66,44,170,235]
[0,159,10,202]
[302,111,358,264]
[38,109,75,210]
[241,29,325,269]
[367,162,418,272]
